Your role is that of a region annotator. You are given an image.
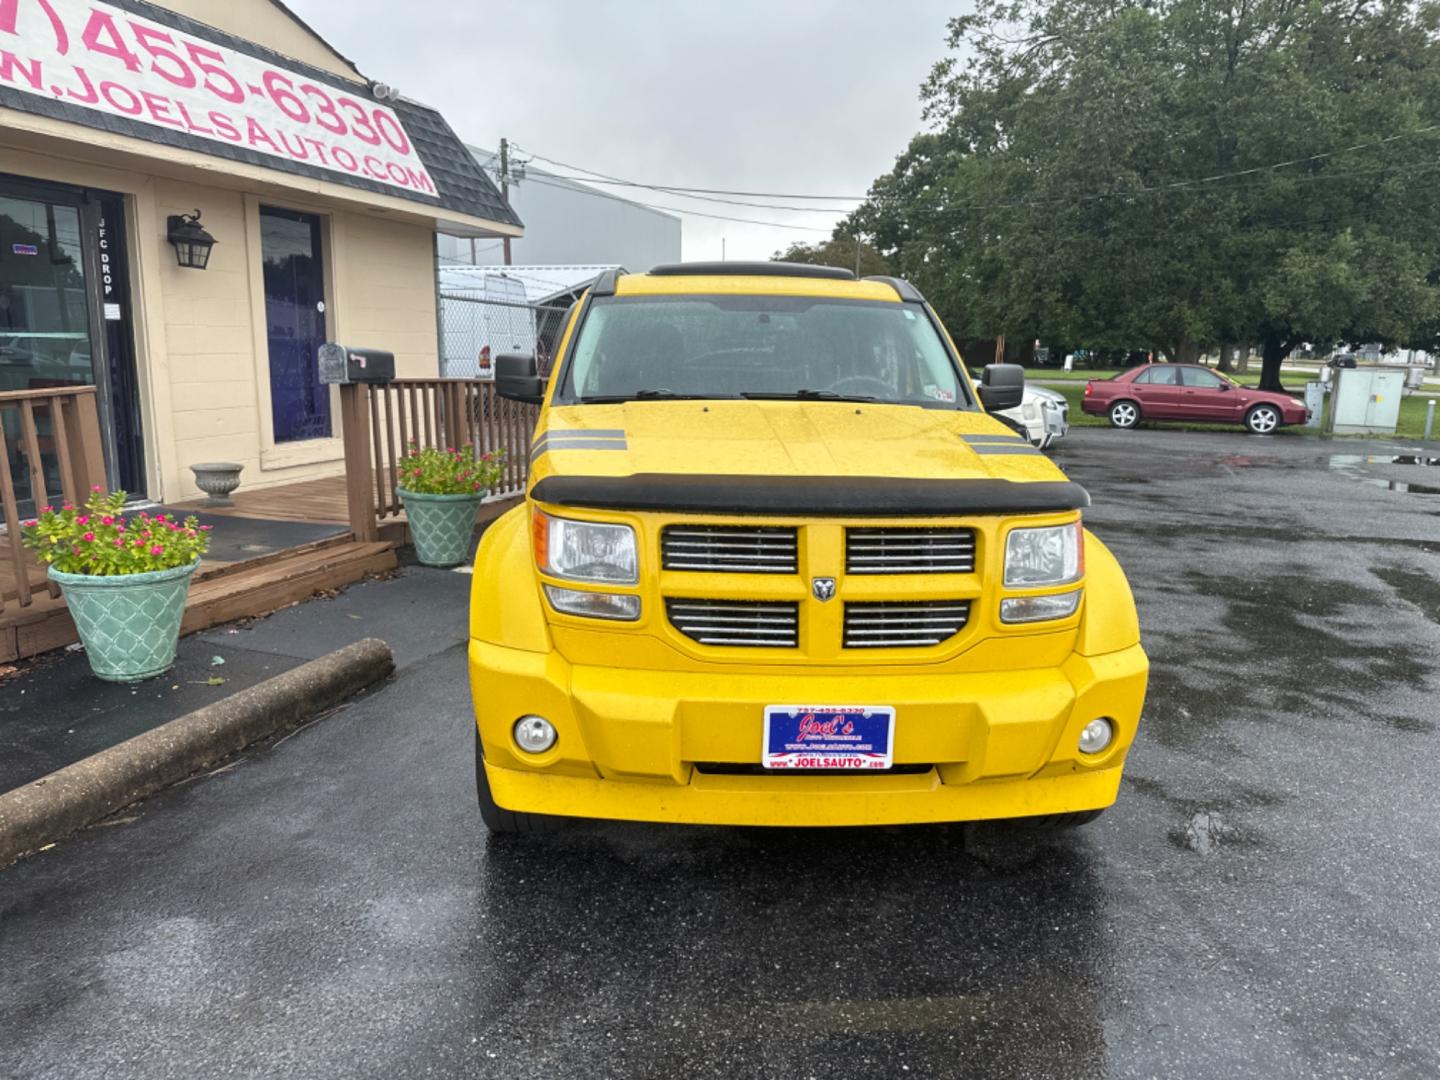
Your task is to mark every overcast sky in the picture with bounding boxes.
[285,0,962,260]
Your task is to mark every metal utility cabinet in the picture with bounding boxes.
[1327,366,1405,435]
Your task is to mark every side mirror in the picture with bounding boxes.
[495,353,544,404]
[978,363,1024,411]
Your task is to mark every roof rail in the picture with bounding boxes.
[863,275,925,302]
[590,269,620,297]
[647,261,856,281]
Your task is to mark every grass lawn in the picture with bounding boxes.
[1045,382,1438,440]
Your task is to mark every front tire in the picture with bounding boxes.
[475,728,568,835]
[1108,400,1140,429]
[1245,404,1281,435]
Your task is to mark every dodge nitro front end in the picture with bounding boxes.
[469,262,1148,832]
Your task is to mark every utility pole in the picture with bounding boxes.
[499,138,512,266]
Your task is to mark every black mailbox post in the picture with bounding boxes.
[319,343,396,385]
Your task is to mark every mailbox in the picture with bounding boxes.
[318,343,395,385]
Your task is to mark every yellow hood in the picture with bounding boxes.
[528,400,1066,484]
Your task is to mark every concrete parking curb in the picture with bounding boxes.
[0,637,395,868]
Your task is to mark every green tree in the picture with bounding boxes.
[773,236,892,277]
[848,0,1440,391]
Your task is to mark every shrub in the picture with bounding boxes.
[396,444,505,496]
[21,489,212,576]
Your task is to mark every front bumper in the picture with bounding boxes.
[470,639,1148,827]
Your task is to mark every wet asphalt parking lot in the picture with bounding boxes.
[3,426,1440,1079]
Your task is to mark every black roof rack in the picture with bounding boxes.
[591,269,620,297]
[863,275,926,303]
[647,261,856,281]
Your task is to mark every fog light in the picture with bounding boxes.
[544,584,641,621]
[1079,717,1114,755]
[514,715,557,754]
[1000,588,1081,623]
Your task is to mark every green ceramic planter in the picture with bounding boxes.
[49,560,199,683]
[397,487,485,567]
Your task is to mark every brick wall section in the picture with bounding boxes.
[0,140,446,504]
[157,183,262,495]
[154,183,440,500]
[334,214,440,381]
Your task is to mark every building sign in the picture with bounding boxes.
[0,0,434,195]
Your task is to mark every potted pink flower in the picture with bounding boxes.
[21,489,212,682]
[395,444,505,567]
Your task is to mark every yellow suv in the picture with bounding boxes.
[470,263,1147,833]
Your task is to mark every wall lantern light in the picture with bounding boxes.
[166,210,217,270]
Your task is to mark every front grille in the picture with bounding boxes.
[845,528,976,574]
[666,598,799,647]
[662,525,798,573]
[843,600,971,648]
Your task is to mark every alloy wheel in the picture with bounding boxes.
[1109,402,1139,428]
[1248,406,1279,434]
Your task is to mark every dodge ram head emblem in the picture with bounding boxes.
[811,577,837,602]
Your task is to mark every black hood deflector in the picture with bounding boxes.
[530,475,1090,517]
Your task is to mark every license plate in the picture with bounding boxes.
[762,705,895,770]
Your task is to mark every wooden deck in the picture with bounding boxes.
[1,475,397,665]
[175,476,350,525]
[1,474,522,664]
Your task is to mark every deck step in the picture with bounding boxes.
[180,541,397,634]
[1,540,397,663]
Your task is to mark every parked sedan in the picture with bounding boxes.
[1081,363,1309,434]
[998,384,1069,449]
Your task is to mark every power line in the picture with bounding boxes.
[513,146,867,201]
[878,125,1440,217]
[536,172,859,214]
[518,123,1440,223]
[520,174,835,233]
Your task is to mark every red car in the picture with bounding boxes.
[1081,364,1309,434]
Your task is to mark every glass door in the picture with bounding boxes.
[260,207,330,442]
[1,191,95,518]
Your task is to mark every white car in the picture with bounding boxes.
[998,384,1069,449]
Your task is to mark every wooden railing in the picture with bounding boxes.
[0,386,107,611]
[339,378,539,542]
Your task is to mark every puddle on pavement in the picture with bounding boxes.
[1328,452,1440,495]
[1388,481,1440,495]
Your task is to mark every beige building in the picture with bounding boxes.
[0,0,521,508]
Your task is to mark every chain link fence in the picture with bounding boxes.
[439,291,573,379]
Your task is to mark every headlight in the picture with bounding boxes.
[1003,520,1084,587]
[533,511,637,584]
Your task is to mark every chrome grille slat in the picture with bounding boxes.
[846,527,977,575]
[843,600,971,648]
[667,598,799,648]
[662,525,798,573]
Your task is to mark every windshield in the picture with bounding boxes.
[557,295,972,407]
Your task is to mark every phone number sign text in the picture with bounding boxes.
[0,0,434,194]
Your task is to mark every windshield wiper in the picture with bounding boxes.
[739,389,878,402]
[577,390,733,403]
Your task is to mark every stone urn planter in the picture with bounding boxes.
[49,560,200,682]
[190,462,243,506]
[396,487,485,568]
